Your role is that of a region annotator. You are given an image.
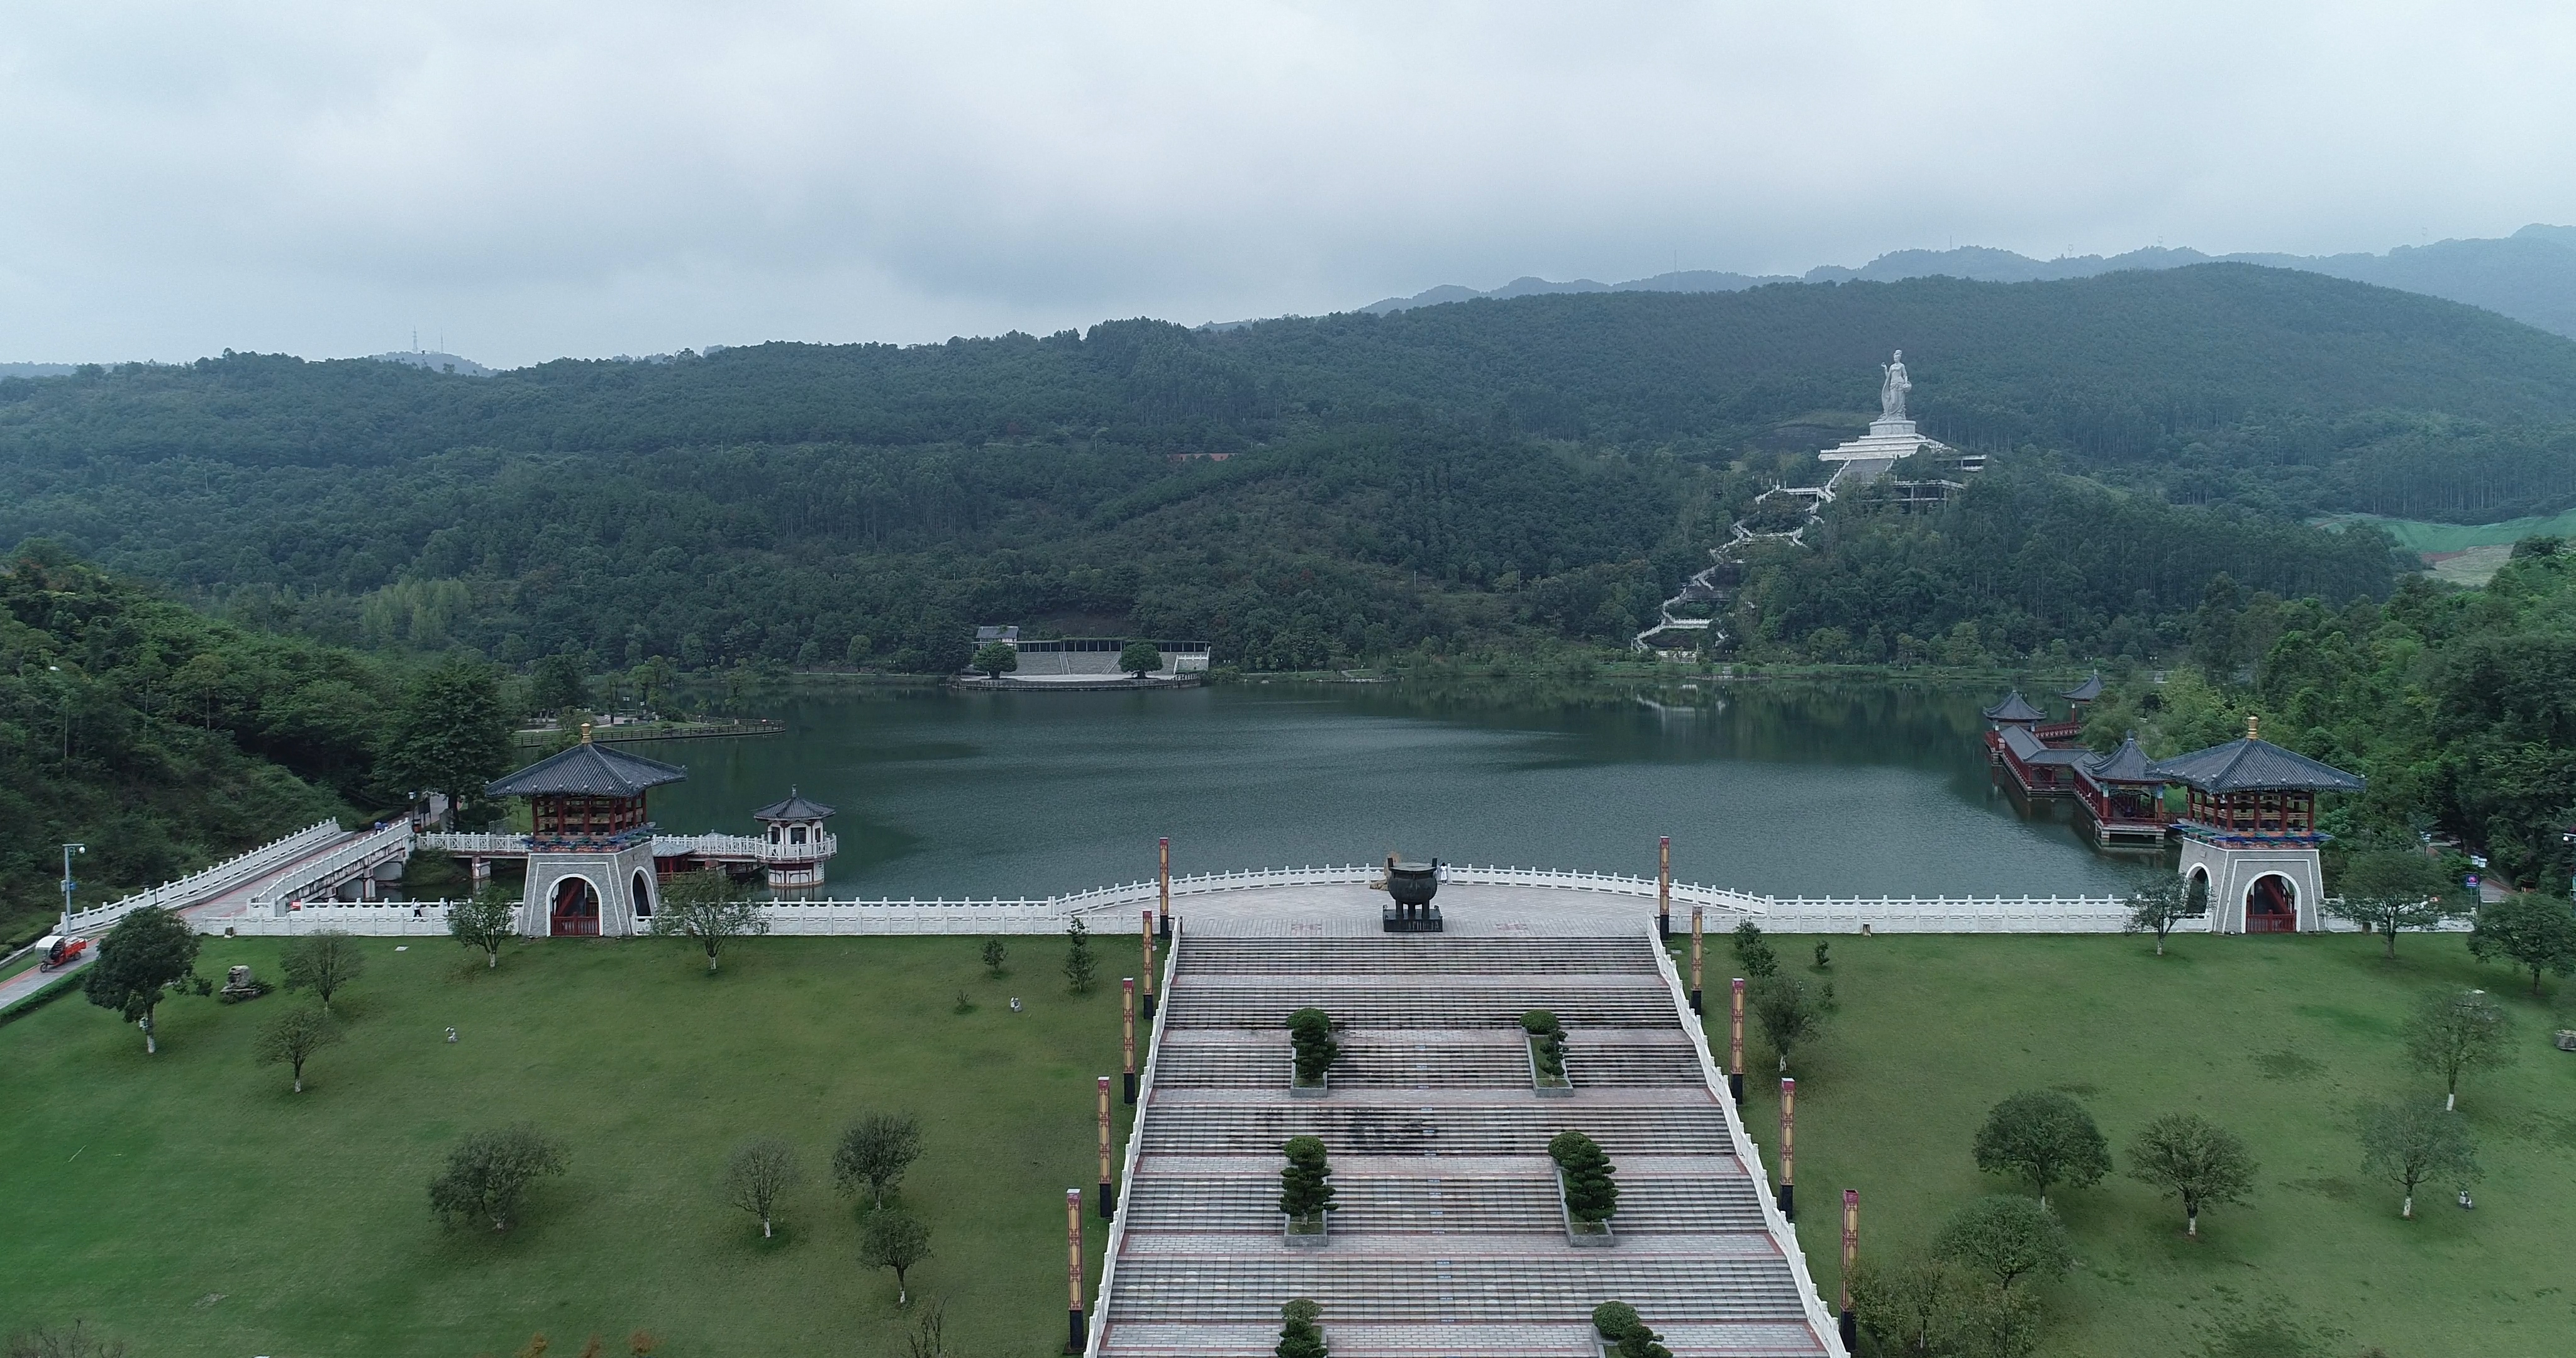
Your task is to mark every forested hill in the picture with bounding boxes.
[0,263,2566,673]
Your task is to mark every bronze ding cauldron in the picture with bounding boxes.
[1382,855,1443,933]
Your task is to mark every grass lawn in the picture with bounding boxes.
[0,932,1136,1357]
[1727,932,2576,1357]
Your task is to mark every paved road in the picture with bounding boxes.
[0,830,372,1016]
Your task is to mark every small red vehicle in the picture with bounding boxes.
[34,935,91,971]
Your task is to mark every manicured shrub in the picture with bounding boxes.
[1548,1130,1619,1223]
[1276,1298,1327,1358]
[1287,1007,1339,1083]
[1523,1008,1567,1078]
[1279,1136,1336,1220]
[1591,1301,1640,1339]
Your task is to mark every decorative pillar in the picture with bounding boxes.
[1064,1188,1086,1354]
[1777,1076,1796,1222]
[1728,978,1746,1105]
[1656,836,1672,941]
[1096,1076,1117,1218]
[1157,837,1171,939]
[1840,1189,1860,1350]
[470,856,492,884]
[1121,979,1138,1104]
[1689,907,1704,1014]
[1139,912,1158,1022]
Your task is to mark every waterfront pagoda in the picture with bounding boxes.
[484,726,687,937]
[751,788,837,890]
[2070,734,2167,846]
[2149,717,2365,933]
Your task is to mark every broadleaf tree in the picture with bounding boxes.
[2324,848,2460,958]
[832,1112,924,1208]
[80,906,206,1054]
[2401,986,2514,1110]
[1970,1090,2111,1207]
[649,869,770,973]
[2358,1100,2480,1220]
[428,1123,568,1232]
[280,929,365,1012]
[2126,1113,2257,1238]
[858,1208,932,1306]
[379,656,513,829]
[449,882,520,969]
[2466,893,2576,994]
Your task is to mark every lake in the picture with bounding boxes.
[639,680,2158,902]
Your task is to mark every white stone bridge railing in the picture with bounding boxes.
[247,822,414,915]
[62,820,345,934]
[416,831,838,864]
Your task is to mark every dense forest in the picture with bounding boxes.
[5,264,2567,673]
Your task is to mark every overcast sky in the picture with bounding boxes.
[4,1,2573,368]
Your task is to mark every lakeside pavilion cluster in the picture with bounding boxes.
[419,726,838,936]
[1984,678,2366,932]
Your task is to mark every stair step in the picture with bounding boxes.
[1102,1255,1810,1323]
[1138,1101,1728,1157]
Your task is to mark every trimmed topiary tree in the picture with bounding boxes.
[1275,1298,1327,1358]
[1279,1135,1336,1224]
[1287,1007,1338,1085]
[1521,1009,1567,1079]
[1549,1130,1619,1225]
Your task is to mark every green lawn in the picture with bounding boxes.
[1728,932,2576,1357]
[0,933,1135,1357]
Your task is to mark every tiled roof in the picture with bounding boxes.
[485,740,687,798]
[2001,725,2092,765]
[2147,738,2365,793]
[2061,672,2104,702]
[752,788,836,821]
[1982,690,2046,722]
[2080,734,2161,784]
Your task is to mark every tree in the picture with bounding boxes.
[1287,1008,1338,1084]
[969,642,1018,679]
[1971,1090,2111,1207]
[649,870,770,973]
[1729,919,1779,978]
[2326,849,2461,958]
[1279,1135,1337,1220]
[1548,1130,1619,1223]
[4,1321,130,1358]
[1275,1298,1328,1358]
[1933,1195,2074,1291]
[832,1112,924,1208]
[2466,892,2576,993]
[2126,1113,2257,1238]
[979,937,1008,976]
[2124,876,2194,956]
[253,1004,343,1093]
[1849,1254,2040,1358]
[1118,642,1163,679]
[726,1136,801,1239]
[2359,1100,2480,1220]
[80,906,204,1054]
[280,930,365,1013]
[449,882,519,969]
[2402,987,2514,1110]
[428,1124,568,1232]
[1062,916,1097,993]
[379,656,513,828]
[858,1208,932,1305]
[1748,974,1827,1074]
[529,652,591,715]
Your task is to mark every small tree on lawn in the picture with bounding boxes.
[1062,917,1097,993]
[2124,876,2194,956]
[253,1004,343,1093]
[858,1208,932,1305]
[428,1123,568,1232]
[2127,1113,2256,1239]
[2326,847,2462,958]
[1729,919,1779,978]
[833,1112,924,1208]
[1279,1136,1336,1222]
[969,642,1018,680]
[980,937,1008,977]
[1933,1195,2074,1291]
[81,906,207,1054]
[2359,1100,2480,1220]
[1972,1089,2111,1207]
[1748,974,1827,1074]
[2467,893,2576,994]
[1851,1255,2038,1358]
[1287,1007,1339,1085]
[726,1135,801,1239]
[280,929,366,1013]
[1118,642,1163,680]
[649,869,770,973]
[2402,987,2514,1111]
[1276,1298,1327,1358]
[450,881,520,969]
[1548,1130,1619,1224]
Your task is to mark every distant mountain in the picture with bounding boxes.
[367,350,494,377]
[1358,224,2576,339]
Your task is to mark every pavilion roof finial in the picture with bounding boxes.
[581,721,594,744]
[2247,715,2258,741]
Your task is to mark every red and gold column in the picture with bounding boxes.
[1840,1189,1860,1350]
[1139,912,1158,1022]
[1689,906,1704,1013]
[1121,978,1138,1104]
[1064,1188,1086,1353]
[1777,1075,1797,1221]
[1657,836,1672,941]
[1096,1076,1116,1218]
[1728,977,1746,1105]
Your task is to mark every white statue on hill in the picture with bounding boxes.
[1879,350,1911,420]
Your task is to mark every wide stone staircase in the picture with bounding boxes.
[1094,929,1837,1357]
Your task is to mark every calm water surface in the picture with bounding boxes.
[643,682,2157,900]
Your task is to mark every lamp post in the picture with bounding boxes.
[1064,1188,1087,1354]
[1840,1190,1860,1350]
[1777,1076,1796,1222]
[1096,1076,1116,1218]
[60,842,86,929]
[1657,836,1671,941]
[1728,977,1746,1105]
[1122,978,1138,1104]
[1689,906,1704,1013]
[1139,912,1158,1022]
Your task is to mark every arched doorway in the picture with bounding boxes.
[2185,867,2211,917]
[631,869,654,921]
[2246,874,2297,933]
[550,876,602,937]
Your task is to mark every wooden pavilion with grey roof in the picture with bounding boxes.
[483,726,688,937]
[2150,717,2366,933]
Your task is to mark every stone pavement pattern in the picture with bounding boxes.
[1096,922,1835,1357]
